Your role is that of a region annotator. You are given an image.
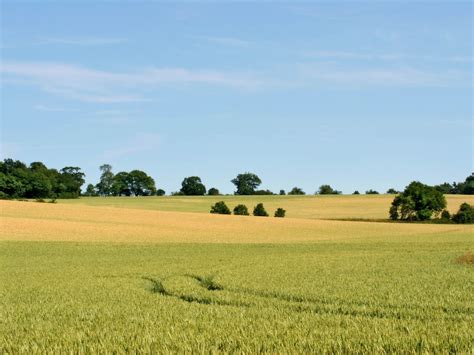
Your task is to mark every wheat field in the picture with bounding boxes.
[1,197,473,352]
[60,194,474,219]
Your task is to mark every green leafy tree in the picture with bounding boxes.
[96,164,114,196]
[434,182,454,194]
[128,170,156,196]
[156,189,166,196]
[233,204,249,216]
[386,188,398,194]
[317,185,341,195]
[389,181,446,221]
[207,187,220,196]
[84,184,97,196]
[112,172,131,196]
[366,189,379,195]
[274,208,286,218]
[461,173,474,194]
[353,190,360,195]
[289,187,305,195]
[0,173,25,197]
[279,189,286,195]
[25,171,52,198]
[58,167,85,198]
[452,203,474,224]
[231,172,262,195]
[253,203,269,217]
[210,201,231,215]
[180,176,206,196]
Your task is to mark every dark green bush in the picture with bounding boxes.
[452,203,474,224]
[207,187,220,196]
[233,204,249,216]
[440,210,451,220]
[253,203,269,217]
[289,187,305,195]
[274,208,286,218]
[210,201,231,215]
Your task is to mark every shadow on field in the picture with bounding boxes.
[455,252,474,266]
[142,274,471,321]
[142,275,249,307]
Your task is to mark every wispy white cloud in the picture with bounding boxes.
[34,104,78,112]
[35,36,128,46]
[0,61,262,103]
[298,64,469,87]
[191,35,250,47]
[304,50,472,63]
[1,60,469,105]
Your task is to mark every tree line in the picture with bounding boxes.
[0,159,85,199]
[0,159,473,199]
[389,181,473,224]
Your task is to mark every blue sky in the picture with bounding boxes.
[1,1,472,194]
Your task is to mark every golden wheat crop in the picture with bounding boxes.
[1,200,471,243]
[59,194,474,220]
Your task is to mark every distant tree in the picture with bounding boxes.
[180,176,206,196]
[365,189,379,195]
[253,203,269,217]
[25,170,52,198]
[58,167,85,198]
[434,182,454,194]
[207,187,220,196]
[231,172,262,195]
[461,173,474,194]
[0,159,86,199]
[289,187,305,195]
[353,190,360,195]
[96,164,114,196]
[233,204,249,216]
[386,188,398,194]
[274,208,286,218]
[254,189,274,195]
[317,185,341,195]
[171,191,185,196]
[156,189,166,196]
[128,170,156,196]
[112,172,131,196]
[452,203,474,224]
[210,201,231,215]
[434,174,474,195]
[279,189,286,195]
[389,181,446,221]
[0,173,24,197]
[84,184,97,196]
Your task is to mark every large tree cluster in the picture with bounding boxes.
[0,159,85,199]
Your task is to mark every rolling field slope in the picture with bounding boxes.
[60,194,474,220]
[1,198,473,352]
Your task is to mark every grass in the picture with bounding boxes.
[0,197,473,352]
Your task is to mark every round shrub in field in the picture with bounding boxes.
[440,209,451,221]
[452,203,474,224]
[233,204,249,216]
[253,203,269,217]
[210,201,231,215]
[274,208,286,218]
